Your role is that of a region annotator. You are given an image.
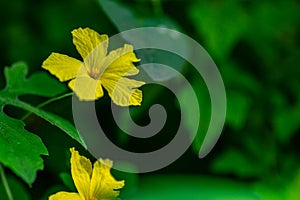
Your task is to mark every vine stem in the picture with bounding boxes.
[0,164,13,200]
[21,92,73,121]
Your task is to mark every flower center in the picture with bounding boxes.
[88,68,101,79]
[89,197,97,200]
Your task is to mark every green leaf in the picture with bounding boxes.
[272,102,300,143]
[0,112,48,184]
[3,61,66,97]
[221,63,259,130]
[211,148,264,178]
[221,62,261,96]
[285,169,300,199]
[0,62,86,184]
[245,1,300,65]
[127,175,258,200]
[253,182,285,200]
[226,91,251,130]
[11,99,84,147]
[99,0,180,34]
[253,169,300,200]
[189,0,248,61]
[98,0,187,81]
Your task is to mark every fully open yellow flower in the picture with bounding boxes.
[42,27,145,106]
[49,148,124,200]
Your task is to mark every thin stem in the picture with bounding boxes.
[0,164,13,200]
[21,92,73,121]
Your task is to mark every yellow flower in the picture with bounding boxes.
[49,148,124,200]
[42,27,145,106]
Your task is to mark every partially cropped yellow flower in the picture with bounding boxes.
[42,27,145,106]
[49,148,124,200]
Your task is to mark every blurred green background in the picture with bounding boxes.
[0,0,300,199]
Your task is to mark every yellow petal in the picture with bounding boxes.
[90,159,125,200]
[42,53,83,82]
[101,75,145,106]
[70,148,92,200]
[72,27,108,60]
[48,192,82,200]
[103,44,140,77]
[68,76,104,101]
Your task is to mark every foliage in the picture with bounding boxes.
[0,63,85,184]
[0,0,300,199]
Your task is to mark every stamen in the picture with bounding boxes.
[89,68,101,79]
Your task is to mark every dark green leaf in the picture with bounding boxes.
[211,148,264,178]
[253,182,286,200]
[273,105,300,143]
[226,91,251,130]
[127,175,258,200]
[189,0,248,61]
[0,112,48,184]
[3,62,66,97]
[285,169,300,199]
[0,62,86,184]
[98,0,186,81]
[245,1,300,65]
[9,99,85,147]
